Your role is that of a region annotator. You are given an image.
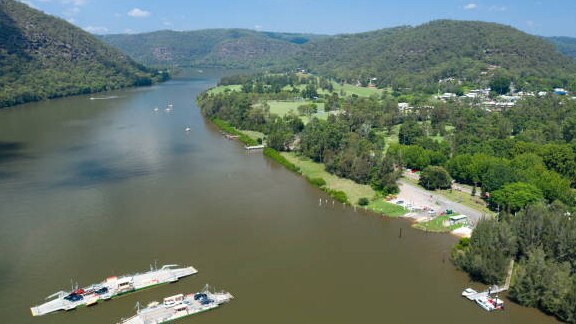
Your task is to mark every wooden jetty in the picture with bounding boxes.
[463,259,514,303]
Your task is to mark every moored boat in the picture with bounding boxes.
[30,264,197,317]
[119,285,233,324]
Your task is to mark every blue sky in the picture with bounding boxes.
[20,0,576,37]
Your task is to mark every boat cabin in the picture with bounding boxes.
[449,215,468,226]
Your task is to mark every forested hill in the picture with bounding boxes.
[100,29,325,68]
[298,20,576,90]
[101,20,576,91]
[0,0,164,108]
[547,36,576,60]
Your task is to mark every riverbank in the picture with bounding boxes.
[209,118,485,236]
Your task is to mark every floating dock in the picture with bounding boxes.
[244,145,265,150]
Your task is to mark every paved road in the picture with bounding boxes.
[397,179,486,226]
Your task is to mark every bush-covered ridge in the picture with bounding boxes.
[0,0,165,108]
[299,20,576,90]
[100,29,327,68]
[102,20,576,91]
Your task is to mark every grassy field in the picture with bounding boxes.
[281,152,375,205]
[240,130,265,142]
[332,83,384,97]
[412,215,464,232]
[207,85,242,95]
[281,152,406,217]
[267,100,329,124]
[366,199,407,217]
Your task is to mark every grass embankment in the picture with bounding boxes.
[281,152,406,215]
[412,215,464,232]
[212,118,258,146]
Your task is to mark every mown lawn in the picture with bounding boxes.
[281,152,376,206]
[240,130,265,141]
[329,82,384,97]
[267,100,329,124]
[412,215,465,232]
[366,199,407,217]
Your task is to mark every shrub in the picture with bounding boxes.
[358,197,370,206]
[307,177,326,187]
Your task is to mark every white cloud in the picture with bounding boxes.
[63,6,80,16]
[464,3,478,10]
[526,20,535,27]
[489,5,507,11]
[128,8,151,18]
[60,0,87,5]
[254,25,263,31]
[83,26,109,34]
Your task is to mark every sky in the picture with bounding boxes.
[18,0,576,37]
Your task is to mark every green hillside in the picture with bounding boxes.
[299,20,576,90]
[0,0,164,108]
[547,36,576,60]
[101,20,576,92]
[100,29,325,68]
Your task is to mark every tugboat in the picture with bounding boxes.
[30,264,197,316]
[119,285,233,324]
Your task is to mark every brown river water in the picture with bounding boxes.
[0,70,558,323]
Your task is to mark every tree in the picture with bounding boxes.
[419,166,452,190]
[490,76,511,95]
[490,182,544,213]
[301,83,318,99]
[452,218,517,284]
[398,120,424,145]
[297,103,318,117]
[371,157,400,194]
[267,119,294,151]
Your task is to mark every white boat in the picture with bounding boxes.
[461,288,477,297]
[119,285,233,324]
[474,295,504,312]
[30,264,197,316]
[185,127,191,132]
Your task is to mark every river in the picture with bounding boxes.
[0,69,558,323]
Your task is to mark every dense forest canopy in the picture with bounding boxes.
[547,36,576,60]
[100,29,326,68]
[0,0,165,108]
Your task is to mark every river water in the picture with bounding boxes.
[0,70,557,323]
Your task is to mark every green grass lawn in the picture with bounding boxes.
[207,85,242,95]
[328,82,384,98]
[281,152,376,206]
[366,199,407,217]
[267,100,328,124]
[380,124,401,152]
[412,215,465,232]
[240,130,265,142]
